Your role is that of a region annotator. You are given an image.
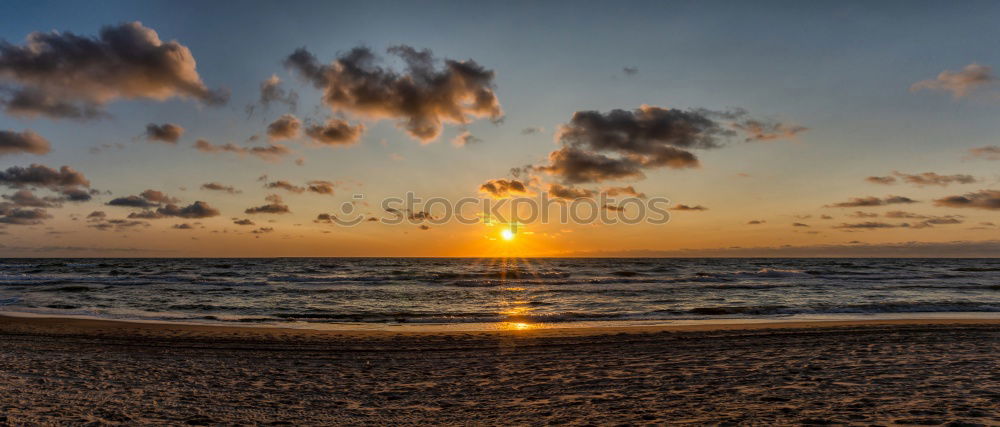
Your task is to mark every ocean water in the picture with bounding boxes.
[0,258,997,327]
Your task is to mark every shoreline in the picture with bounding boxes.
[2,312,998,339]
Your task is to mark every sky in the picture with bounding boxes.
[0,0,998,257]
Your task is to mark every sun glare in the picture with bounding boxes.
[501,228,515,241]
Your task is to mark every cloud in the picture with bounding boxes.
[245,194,290,214]
[548,183,594,200]
[0,21,227,119]
[870,171,978,187]
[520,127,543,135]
[194,139,291,162]
[2,189,61,207]
[732,120,808,142]
[305,119,364,146]
[233,218,254,225]
[266,114,301,141]
[89,218,149,231]
[884,211,926,219]
[537,146,648,184]
[0,164,89,190]
[0,203,51,225]
[479,178,528,198]
[910,63,997,98]
[265,180,305,193]
[285,45,502,142]
[172,223,194,230]
[792,222,810,227]
[622,66,639,76]
[107,189,178,208]
[825,195,918,208]
[747,220,765,225]
[451,130,482,147]
[145,123,184,143]
[603,186,646,199]
[156,201,219,218]
[671,204,708,211]
[933,189,1000,210]
[834,221,908,229]
[256,74,298,112]
[108,195,158,208]
[251,227,274,234]
[849,211,879,218]
[200,182,241,194]
[966,146,1000,161]
[535,105,795,184]
[602,204,625,212]
[305,180,336,195]
[0,129,50,156]
[866,175,896,185]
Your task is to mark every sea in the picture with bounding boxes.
[1,258,998,330]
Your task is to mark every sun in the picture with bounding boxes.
[501,228,515,241]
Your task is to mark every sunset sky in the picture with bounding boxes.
[1,0,998,257]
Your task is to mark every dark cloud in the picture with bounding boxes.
[933,189,1000,210]
[747,220,765,225]
[418,224,431,230]
[201,182,241,194]
[537,146,648,184]
[479,179,528,198]
[967,145,1000,161]
[233,218,254,226]
[0,203,51,225]
[306,180,336,195]
[266,114,301,141]
[825,195,918,208]
[0,129,50,156]
[87,210,105,219]
[533,105,803,184]
[285,45,502,142]
[305,119,364,146]
[145,123,184,144]
[894,171,977,187]
[315,213,334,223]
[910,63,996,98]
[156,201,220,218]
[792,222,810,227]
[834,221,908,229]
[107,189,178,208]
[2,189,61,207]
[732,120,808,142]
[172,223,194,230]
[265,180,305,193]
[603,204,625,212]
[251,227,274,234]
[671,204,708,211]
[866,175,896,185]
[622,66,639,76]
[548,183,594,200]
[520,127,543,135]
[245,194,290,214]
[60,187,93,202]
[0,164,89,190]
[0,22,227,119]
[194,139,291,162]
[256,75,298,112]
[604,186,646,199]
[108,195,158,208]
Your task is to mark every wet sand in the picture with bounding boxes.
[0,315,997,425]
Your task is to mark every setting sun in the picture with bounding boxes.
[501,228,515,241]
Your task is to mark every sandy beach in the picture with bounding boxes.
[0,316,996,425]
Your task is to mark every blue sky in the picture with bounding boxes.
[1,0,998,256]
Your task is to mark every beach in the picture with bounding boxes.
[1,316,997,425]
